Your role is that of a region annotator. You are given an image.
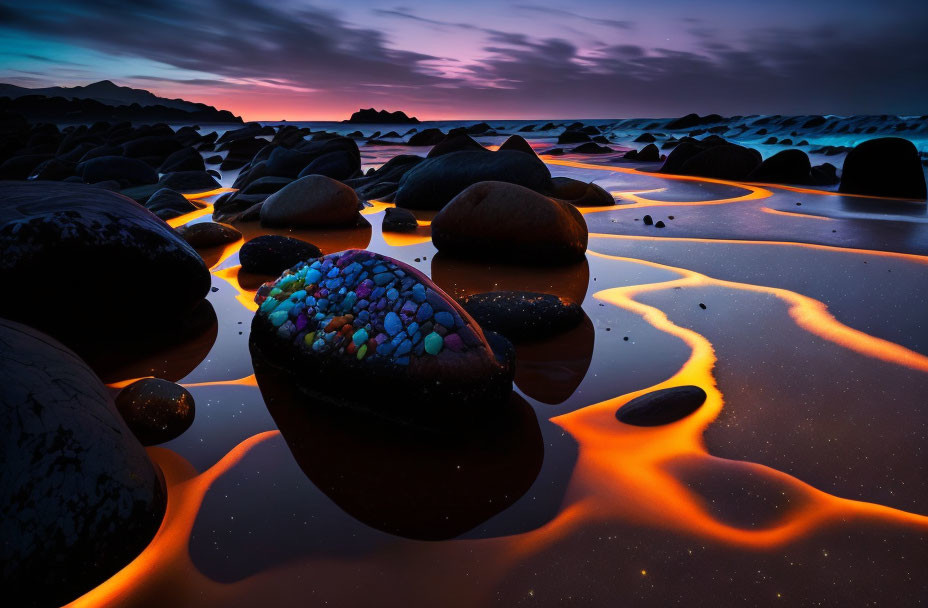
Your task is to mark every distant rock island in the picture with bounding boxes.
[344,108,419,124]
[0,80,243,124]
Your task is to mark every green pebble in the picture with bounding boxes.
[356,344,368,360]
[424,332,443,355]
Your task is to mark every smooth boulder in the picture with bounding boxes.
[0,319,166,607]
[250,250,514,426]
[0,181,211,355]
[616,385,707,426]
[839,137,927,199]
[175,221,242,248]
[382,207,419,232]
[431,181,588,264]
[260,174,361,227]
[115,378,196,445]
[394,150,552,210]
[239,235,322,275]
[459,291,584,340]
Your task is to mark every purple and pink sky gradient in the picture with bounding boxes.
[1,0,926,120]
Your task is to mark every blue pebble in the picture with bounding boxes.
[406,322,419,336]
[372,287,386,300]
[386,288,399,301]
[395,356,410,366]
[416,303,433,323]
[352,328,368,346]
[435,311,454,328]
[395,339,412,356]
[384,311,403,336]
[373,272,394,286]
[411,283,426,303]
[327,266,340,278]
[305,268,322,284]
[269,310,289,327]
[377,341,396,356]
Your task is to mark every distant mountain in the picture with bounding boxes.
[0,80,243,124]
[344,108,419,124]
[0,80,206,112]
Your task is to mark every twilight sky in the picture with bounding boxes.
[0,0,926,120]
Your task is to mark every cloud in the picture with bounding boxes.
[0,0,926,117]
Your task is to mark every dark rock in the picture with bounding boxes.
[0,153,54,179]
[426,133,487,158]
[643,214,653,225]
[636,143,661,162]
[249,249,514,426]
[839,137,927,199]
[498,134,537,156]
[28,157,76,181]
[395,149,551,210]
[260,174,361,227]
[0,319,166,607]
[242,175,292,195]
[748,149,812,184]
[175,221,241,248]
[616,385,707,426]
[572,142,613,154]
[634,133,656,143]
[810,163,839,186]
[558,130,591,144]
[77,155,158,187]
[0,182,210,355]
[121,135,183,160]
[407,128,445,146]
[666,113,724,130]
[205,154,222,164]
[662,140,761,180]
[345,108,419,124]
[159,146,204,172]
[654,220,666,228]
[239,235,322,275]
[115,378,195,445]
[431,181,587,264]
[296,148,360,181]
[459,291,584,340]
[382,207,419,232]
[549,177,614,206]
[144,187,198,220]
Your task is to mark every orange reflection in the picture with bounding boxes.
[760,206,833,220]
[182,374,258,388]
[213,265,259,312]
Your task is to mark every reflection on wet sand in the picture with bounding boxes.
[514,313,595,405]
[431,253,590,304]
[254,362,544,540]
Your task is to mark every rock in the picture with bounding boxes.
[655,220,666,228]
[572,142,613,154]
[344,108,419,124]
[77,155,158,187]
[160,146,204,172]
[665,113,724,130]
[747,149,812,184]
[0,319,166,607]
[239,235,322,275]
[0,182,210,355]
[28,157,76,180]
[466,122,492,135]
[175,221,241,248]
[144,187,199,220]
[431,181,587,264]
[242,175,292,195]
[634,133,656,143]
[839,137,927,199]
[810,162,839,186]
[250,250,514,425]
[635,143,661,162]
[296,148,360,181]
[260,174,361,227]
[407,128,445,146]
[158,170,221,192]
[205,154,222,164]
[426,133,487,158]
[0,154,54,179]
[115,378,195,445]
[643,214,653,225]
[459,291,584,340]
[662,140,761,180]
[121,135,183,160]
[615,385,707,426]
[549,176,614,206]
[382,207,419,232]
[558,130,591,144]
[265,146,317,178]
[394,150,552,210]
[498,134,537,156]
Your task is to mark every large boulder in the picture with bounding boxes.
[459,291,584,340]
[549,176,614,206]
[0,319,166,607]
[747,149,812,184]
[407,128,445,146]
[239,235,322,275]
[662,140,761,180]
[394,149,552,210]
[839,137,927,200]
[159,146,205,173]
[144,187,198,220]
[431,181,588,264]
[296,148,359,181]
[426,133,486,158]
[77,155,158,187]
[260,174,361,227]
[0,182,211,355]
[250,250,514,426]
[175,221,241,248]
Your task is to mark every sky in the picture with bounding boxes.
[0,0,926,121]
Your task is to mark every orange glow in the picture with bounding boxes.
[182,188,237,201]
[181,374,258,388]
[106,376,154,389]
[360,199,395,215]
[213,265,260,312]
[207,238,245,271]
[167,204,214,228]
[760,206,833,220]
